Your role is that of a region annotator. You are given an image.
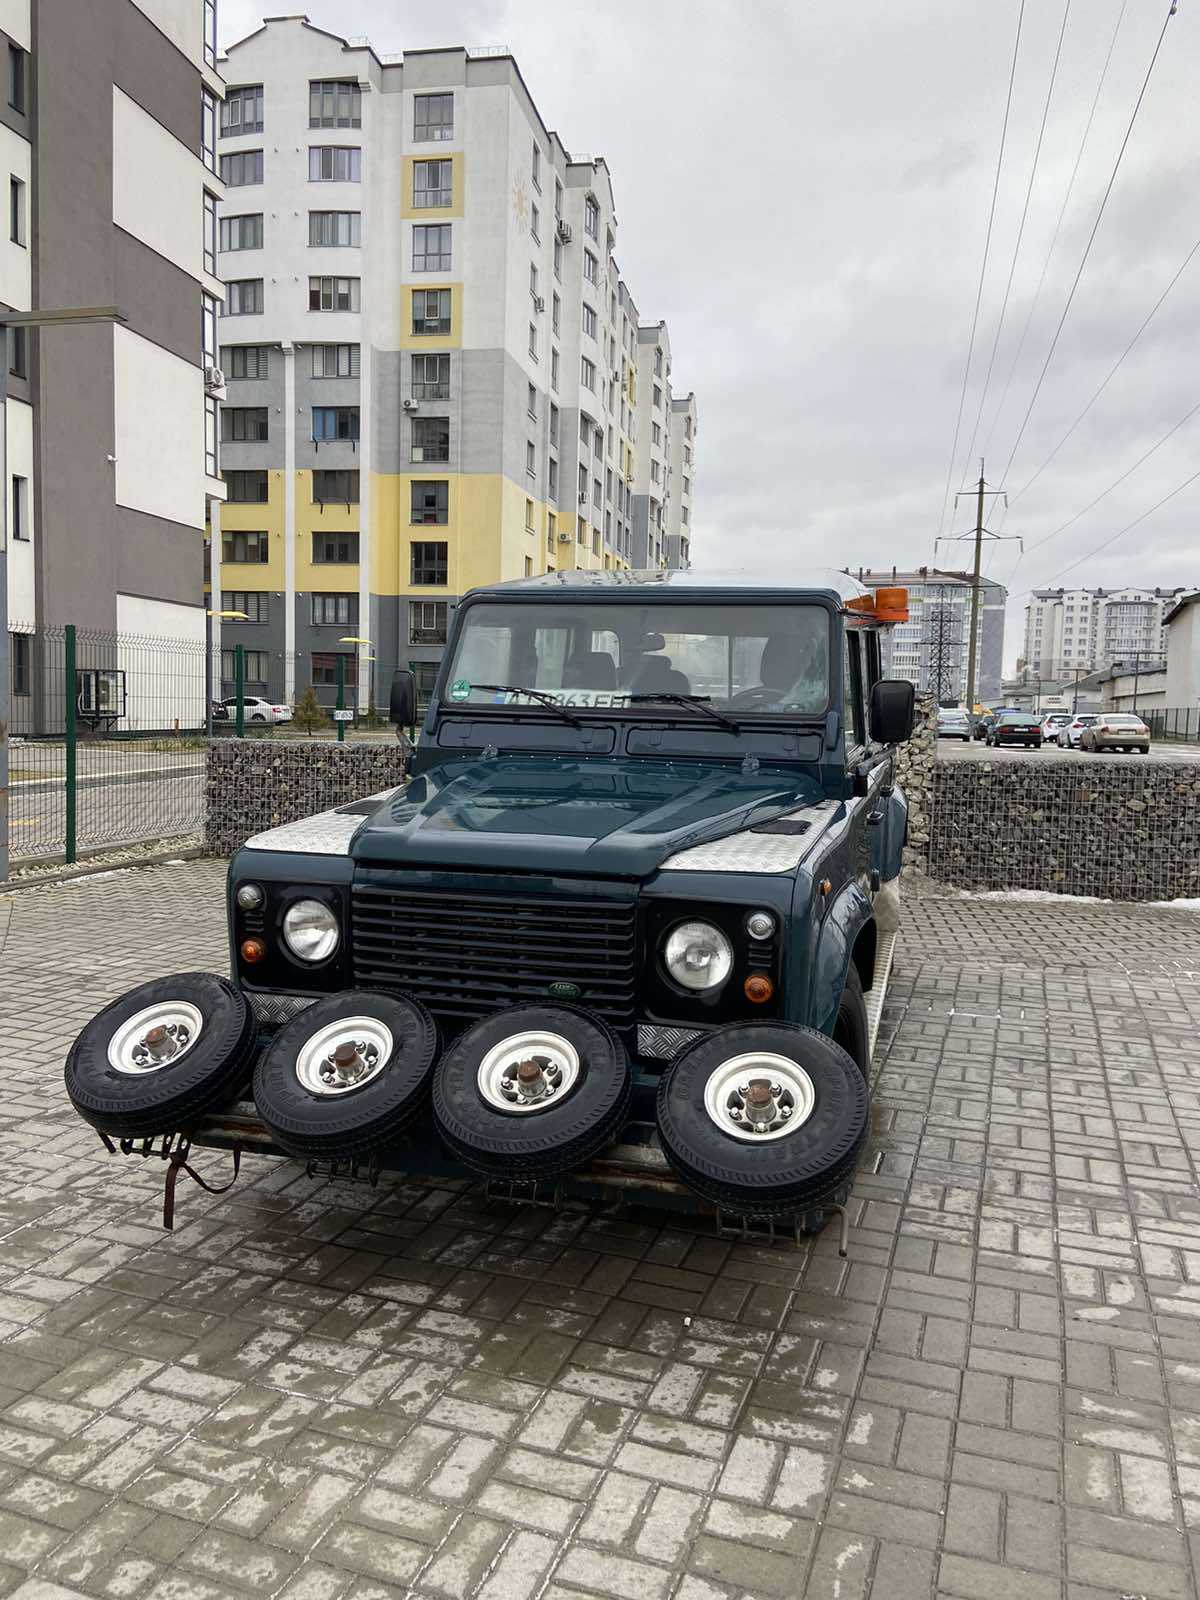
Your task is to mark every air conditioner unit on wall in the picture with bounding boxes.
[534,295,545,313]
[556,219,572,245]
[204,366,226,394]
[557,531,571,543]
[402,398,420,411]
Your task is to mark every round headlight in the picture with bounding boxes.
[236,882,264,911]
[746,910,776,940]
[282,899,339,963]
[664,921,733,992]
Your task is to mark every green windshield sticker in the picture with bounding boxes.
[449,679,471,702]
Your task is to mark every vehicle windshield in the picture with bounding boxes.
[1000,713,1039,726]
[442,601,832,714]
[1107,715,1145,726]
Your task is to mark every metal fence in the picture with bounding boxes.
[7,625,402,869]
[1145,706,1200,743]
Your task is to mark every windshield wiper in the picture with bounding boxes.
[625,693,739,733]
[468,684,584,729]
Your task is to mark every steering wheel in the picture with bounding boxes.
[727,685,781,709]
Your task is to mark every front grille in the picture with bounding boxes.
[351,879,638,1029]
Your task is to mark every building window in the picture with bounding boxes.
[312,406,360,442]
[527,383,537,418]
[411,539,448,583]
[202,292,219,363]
[7,43,25,114]
[412,288,451,336]
[222,407,268,442]
[219,213,263,253]
[530,202,540,243]
[313,469,360,503]
[549,403,559,446]
[651,422,661,446]
[582,303,597,339]
[410,601,448,645]
[584,195,599,240]
[532,141,541,189]
[654,348,663,378]
[311,593,359,625]
[223,469,269,502]
[205,395,218,475]
[653,384,662,409]
[526,441,535,478]
[200,87,218,175]
[308,275,360,312]
[220,149,263,186]
[551,293,561,335]
[548,458,558,500]
[525,498,535,531]
[553,236,562,280]
[9,632,26,695]
[309,80,361,128]
[411,352,450,400]
[414,93,454,142]
[203,191,217,273]
[411,485,448,527]
[309,210,360,247]
[584,251,597,284]
[413,159,452,208]
[581,357,596,390]
[547,513,556,549]
[308,146,361,182]
[528,323,538,360]
[11,474,27,540]
[312,651,357,688]
[221,344,269,379]
[7,174,23,246]
[222,84,263,136]
[224,279,263,316]
[222,529,269,563]
[550,348,559,391]
[312,530,359,563]
[8,325,25,378]
[311,342,360,377]
[222,649,269,686]
[411,416,449,463]
[221,590,269,623]
[413,223,451,271]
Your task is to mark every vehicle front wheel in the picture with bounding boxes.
[833,964,869,1081]
[656,1024,870,1220]
[432,1005,631,1180]
[1140,745,1150,754]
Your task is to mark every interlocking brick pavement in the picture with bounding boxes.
[0,861,1198,1599]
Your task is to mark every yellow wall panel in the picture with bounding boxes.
[399,282,464,350]
[217,470,285,588]
[294,470,361,592]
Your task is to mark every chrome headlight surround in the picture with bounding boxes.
[662,920,734,992]
[282,898,340,964]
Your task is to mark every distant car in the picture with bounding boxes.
[936,707,972,741]
[1079,714,1151,754]
[1039,713,1071,745]
[211,699,228,722]
[221,695,292,725]
[1060,714,1100,749]
[973,714,995,741]
[986,711,1043,749]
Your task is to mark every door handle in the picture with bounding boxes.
[867,810,884,825]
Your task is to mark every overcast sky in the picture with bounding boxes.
[221,0,1200,671]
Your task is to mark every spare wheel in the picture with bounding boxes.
[65,972,257,1138]
[432,1004,631,1180]
[656,1022,869,1219]
[253,991,438,1159]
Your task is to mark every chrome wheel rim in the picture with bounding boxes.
[295,1016,392,1096]
[477,1031,581,1114]
[703,1052,816,1143]
[107,1002,204,1075]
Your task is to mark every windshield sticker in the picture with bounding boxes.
[498,689,629,708]
[449,679,471,702]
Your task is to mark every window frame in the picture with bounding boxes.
[410,539,449,584]
[410,484,449,528]
[221,83,264,136]
[308,209,361,247]
[311,405,361,443]
[308,275,360,313]
[308,79,362,129]
[411,288,451,337]
[412,222,451,272]
[308,145,361,183]
[219,149,263,187]
[413,158,452,208]
[311,529,360,563]
[413,93,453,142]
[221,529,269,563]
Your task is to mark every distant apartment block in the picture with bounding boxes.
[2,0,224,687]
[1021,586,1193,678]
[854,567,1006,706]
[214,18,698,709]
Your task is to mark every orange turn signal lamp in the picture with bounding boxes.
[846,586,908,625]
[744,974,774,1004]
[240,938,266,964]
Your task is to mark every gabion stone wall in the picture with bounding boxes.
[206,739,409,857]
[894,693,936,874]
[928,759,1200,900]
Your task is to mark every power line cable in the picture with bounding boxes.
[982,0,1128,460]
[961,0,1073,482]
[996,0,1180,489]
[934,0,1027,546]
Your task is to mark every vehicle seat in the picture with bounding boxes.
[755,633,823,705]
[562,650,618,690]
[629,655,692,696]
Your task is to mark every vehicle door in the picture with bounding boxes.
[841,627,891,895]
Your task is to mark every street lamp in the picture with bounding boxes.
[1,306,127,884]
[205,609,248,737]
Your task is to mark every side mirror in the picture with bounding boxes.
[869,678,915,745]
[389,669,416,727]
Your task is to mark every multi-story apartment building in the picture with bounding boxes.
[2,0,224,701]
[854,567,1006,706]
[666,392,697,569]
[214,19,697,709]
[1021,587,1191,678]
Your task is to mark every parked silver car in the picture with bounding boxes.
[936,706,972,741]
[1079,714,1151,754]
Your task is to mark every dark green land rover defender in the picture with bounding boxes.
[65,571,915,1233]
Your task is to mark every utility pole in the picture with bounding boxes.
[936,461,1018,715]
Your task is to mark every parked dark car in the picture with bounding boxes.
[986,711,1043,749]
[973,714,996,741]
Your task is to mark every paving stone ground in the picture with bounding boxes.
[0,859,1198,1600]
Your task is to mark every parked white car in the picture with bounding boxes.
[936,706,972,741]
[221,695,292,725]
[1039,713,1071,745]
[1060,714,1100,749]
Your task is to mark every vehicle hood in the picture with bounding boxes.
[349,754,826,878]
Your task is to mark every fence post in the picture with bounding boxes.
[336,653,346,744]
[235,643,245,739]
[64,624,77,865]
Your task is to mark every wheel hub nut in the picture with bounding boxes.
[325,1039,372,1085]
[141,1025,178,1061]
[515,1057,548,1099]
[744,1078,777,1127]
